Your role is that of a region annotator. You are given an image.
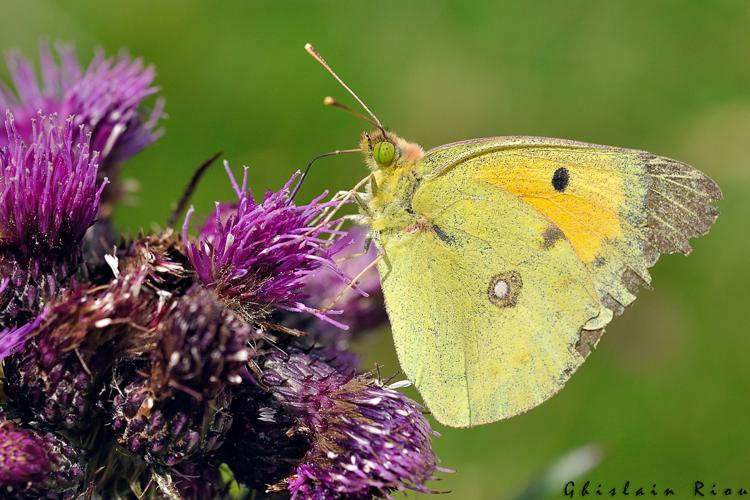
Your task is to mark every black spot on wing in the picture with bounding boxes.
[552,167,569,192]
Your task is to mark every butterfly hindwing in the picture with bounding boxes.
[378,173,605,427]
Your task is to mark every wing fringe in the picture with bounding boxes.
[642,154,722,264]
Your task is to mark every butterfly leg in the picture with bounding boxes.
[315,174,373,227]
[364,229,394,282]
[321,196,370,241]
[351,191,373,219]
[334,231,375,263]
[327,190,371,216]
[369,172,379,196]
[378,247,393,282]
[320,252,384,312]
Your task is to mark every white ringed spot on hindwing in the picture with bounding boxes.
[488,271,522,308]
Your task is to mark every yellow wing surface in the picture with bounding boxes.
[378,137,721,427]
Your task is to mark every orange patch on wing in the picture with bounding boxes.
[523,195,621,262]
[475,153,625,263]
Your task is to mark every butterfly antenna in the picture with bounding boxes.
[288,148,360,204]
[305,43,385,132]
[323,96,380,128]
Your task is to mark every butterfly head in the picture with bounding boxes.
[305,43,424,171]
[361,129,424,171]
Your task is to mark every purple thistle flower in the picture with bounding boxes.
[0,112,105,323]
[109,375,234,466]
[262,351,441,499]
[277,226,387,373]
[0,415,84,498]
[0,42,163,174]
[183,163,352,325]
[0,113,103,257]
[307,226,384,333]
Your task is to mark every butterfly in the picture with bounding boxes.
[303,44,722,427]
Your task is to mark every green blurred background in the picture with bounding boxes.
[2,1,748,498]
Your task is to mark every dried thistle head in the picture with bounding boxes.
[3,267,161,430]
[108,286,252,466]
[0,415,85,498]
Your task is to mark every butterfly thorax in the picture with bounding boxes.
[366,166,421,233]
[360,130,425,234]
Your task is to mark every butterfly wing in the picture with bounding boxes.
[378,174,606,427]
[379,137,720,427]
[420,136,722,320]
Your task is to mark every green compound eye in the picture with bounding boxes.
[372,141,395,166]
